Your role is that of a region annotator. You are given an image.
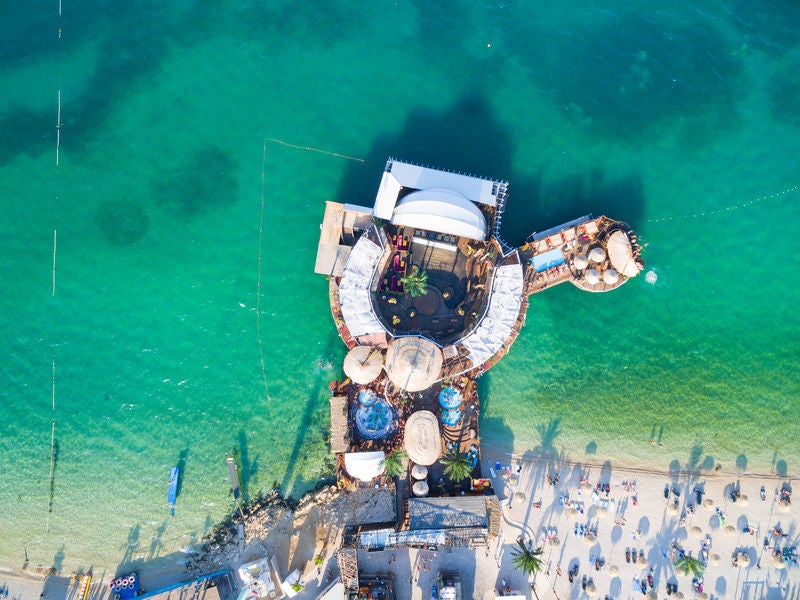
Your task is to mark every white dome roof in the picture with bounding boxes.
[391,188,487,240]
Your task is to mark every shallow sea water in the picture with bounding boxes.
[0,0,799,572]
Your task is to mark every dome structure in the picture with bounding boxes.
[385,336,442,392]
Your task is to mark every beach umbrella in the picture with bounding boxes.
[697,593,709,600]
[589,246,606,263]
[709,554,721,566]
[724,525,736,537]
[403,410,441,466]
[607,230,640,277]
[602,269,619,285]
[585,582,598,597]
[773,555,786,569]
[737,494,749,506]
[549,536,561,546]
[412,480,429,497]
[566,506,577,517]
[673,592,684,600]
[778,499,791,512]
[385,336,442,392]
[647,591,657,600]
[574,254,589,270]
[581,482,593,492]
[637,554,648,566]
[702,498,715,510]
[597,506,609,517]
[739,553,751,567]
[515,491,526,502]
[411,464,428,480]
[667,502,680,515]
[585,535,597,546]
[343,346,384,384]
[690,526,703,538]
[585,268,600,285]
[609,565,619,576]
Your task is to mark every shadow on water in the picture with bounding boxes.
[334,94,646,246]
[767,49,800,128]
[475,372,515,457]
[232,430,259,503]
[176,447,189,497]
[48,438,59,514]
[731,0,800,56]
[94,201,150,245]
[120,524,141,569]
[147,520,169,561]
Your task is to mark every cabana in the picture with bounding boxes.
[343,451,386,481]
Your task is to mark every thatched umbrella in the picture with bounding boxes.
[412,480,429,497]
[603,269,619,285]
[702,498,715,510]
[724,525,737,537]
[581,481,593,492]
[689,526,703,538]
[585,582,598,597]
[673,592,684,600]
[637,554,648,566]
[411,464,428,480]
[667,502,680,515]
[709,554,721,566]
[385,336,442,392]
[773,555,786,569]
[566,506,578,517]
[697,592,709,600]
[403,410,441,466]
[739,553,751,567]
[549,536,561,546]
[778,499,791,512]
[585,268,600,285]
[574,254,589,270]
[343,346,384,384]
[609,565,619,576]
[515,491,526,502]
[589,246,606,263]
[738,494,749,506]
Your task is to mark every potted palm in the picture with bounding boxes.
[440,449,472,482]
[400,265,429,297]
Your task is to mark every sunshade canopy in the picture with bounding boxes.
[589,246,606,263]
[343,451,385,481]
[385,336,443,392]
[607,230,641,277]
[404,410,441,465]
[343,346,384,384]
[391,188,488,241]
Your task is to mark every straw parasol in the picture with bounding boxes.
[647,591,657,600]
[667,502,680,515]
[589,246,606,263]
[778,499,791,512]
[637,554,648,566]
[385,336,442,392]
[411,464,428,480]
[549,536,561,546]
[574,254,589,270]
[697,593,709,600]
[773,555,786,569]
[739,553,751,567]
[607,230,640,277]
[412,480,429,496]
[602,269,619,285]
[609,565,619,576]
[702,498,715,510]
[724,525,736,537]
[403,410,441,466]
[581,481,593,492]
[515,491,526,502]
[673,592,684,600]
[585,268,600,285]
[709,554,720,566]
[585,582,597,597]
[343,346,384,384]
[566,506,577,517]
[690,526,703,538]
[737,494,749,506]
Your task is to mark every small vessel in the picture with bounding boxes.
[168,466,179,516]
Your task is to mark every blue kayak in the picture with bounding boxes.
[168,466,179,515]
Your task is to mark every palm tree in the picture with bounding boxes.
[399,265,429,298]
[512,538,544,579]
[674,555,705,578]
[440,449,472,482]
[381,450,407,478]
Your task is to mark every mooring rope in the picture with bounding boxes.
[266,137,364,163]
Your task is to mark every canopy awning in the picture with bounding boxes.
[343,451,386,481]
[391,188,488,241]
[607,230,641,277]
[385,336,443,392]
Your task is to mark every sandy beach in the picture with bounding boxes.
[1,451,796,600]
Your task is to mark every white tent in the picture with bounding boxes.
[603,269,619,284]
[573,254,589,270]
[607,230,641,277]
[390,188,488,240]
[585,268,600,285]
[343,451,386,481]
[589,246,606,263]
[338,237,388,337]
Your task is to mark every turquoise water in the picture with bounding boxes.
[1,0,799,573]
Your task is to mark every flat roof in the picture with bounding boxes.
[408,496,487,530]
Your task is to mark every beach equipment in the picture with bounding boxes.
[737,494,749,506]
[778,499,791,512]
[588,246,606,263]
[168,466,179,516]
[673,593,684,600]
[702,498,715,510]
[585,582,597,597]
[739,553,751,567]
[667,502,679,515]
[585,268,600,285]
[774,555,786,569]
[385,336,443,392]
[602,269,619,285]
[412,480,429,497]
[689,526,703,538]
[609,565,619,576]
[411,464,428,480]
[343,346,384,384]
[438,386,463,409]
[637,554,648,566]
[565,506,577,516]
[573,254,589,270]
[724,525,736,537]
[343,451,385,481]
[607,230,641,277]
[357,388,377,407]
[581,481,593,493]
[549,536,560,546]
[403,410,441,466]
[709,554,720,566]
[697,593,709,600]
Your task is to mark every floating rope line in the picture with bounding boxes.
[55,90,61,165]
[646,185,798,224]
[255,143,276,425]
[266,137,364,162]
[52,230,57,296]
[46,361,57,531]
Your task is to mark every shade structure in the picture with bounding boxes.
[774,555,786,569]
[778,499,791,512]
[689,526,703,538]
[411,464,428,480]
[573,254,589,270]
[607,230,640,277]
[549,536,560,546]
[588,246,606,263]
[737,494,749,506]
[441,408,462,427]
[673,592,684,600]
[403,410,441,466]
[702,498,715,510]
[637,554,648,566]
[412,480,429,497]
[585,582,597,597]
[585,268,600,285]
[724,525,736,537]
[343,346,384,384]
[385,336,442,392]
[739,553,751,567]
[566,506,578,517]
[667,502,680,515]
[709,554,720,566]
[343,451,385,482]
[603,269,619,285]
[609,565,619,576]
[514,491,526,501]
[697,593,709,600]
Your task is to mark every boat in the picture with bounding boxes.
[168,466,179,515]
